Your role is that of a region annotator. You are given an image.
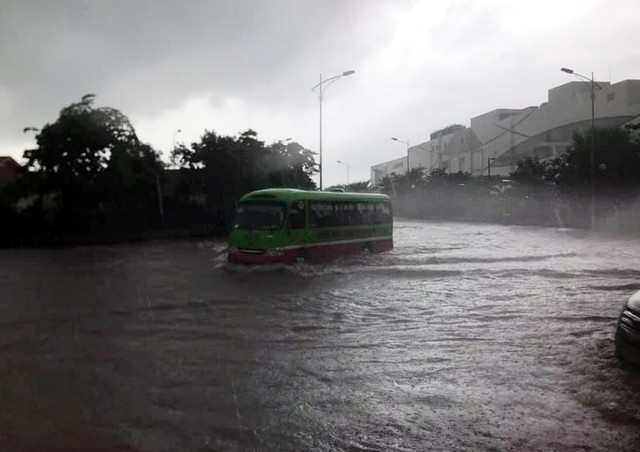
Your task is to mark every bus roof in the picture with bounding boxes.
[239,188,390,204]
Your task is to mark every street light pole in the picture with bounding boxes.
[319,73,323,190]
[391,137,411,173]
[173,129,182,151]
[337,160,350,186]
[157,128,181,226]
[560,67,601,230]
[312,70,355,190]
[155,173,165,225]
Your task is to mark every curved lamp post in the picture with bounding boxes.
[391,137,410,172]
[336,159,350,186]
[311,70,355,190]
[560,67,602,230]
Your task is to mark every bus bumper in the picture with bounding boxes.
[227,249,297,265]
[227,238,393,265]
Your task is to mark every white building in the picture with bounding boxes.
[371,79,640,184]
[370,156,409,186]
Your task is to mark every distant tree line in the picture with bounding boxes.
[0,96,317,246]
[326,180,375,193]
[377,126,640,230]
[2,95,639,247]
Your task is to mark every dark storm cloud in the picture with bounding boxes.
[2,0,640,187]
[0,0,384,162]
[0,0,389,143]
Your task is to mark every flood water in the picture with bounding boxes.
[1,220,640,451]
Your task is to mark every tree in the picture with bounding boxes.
[264,141,316,189]
[376,174,394,196]
[508,127,640,228]
[25,96,138,177]
[377,168,425,196]
[554,128,640,194]
[424,168,470,188]
[23,95,163,231]
[169,130,317,224]
[510,156,550,186]
[345,181,373,192]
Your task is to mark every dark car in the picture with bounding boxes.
[615,290,640,367]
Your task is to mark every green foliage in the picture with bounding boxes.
[510,156,551,186]
[376,174,396,196]
[378,168,484,196]
[21,95,164,232]
[15,97,640,242]
[424,168,473,187]
[557,128,640,193]
[3,95,318,243]
[25,97,138,179]
[326,180,374,193]
[346,180,373,192]
[510,128,640,196]
[506,127,640,228]
[376,168,426,196]
[384,127,640,228]
[170,130,316,217]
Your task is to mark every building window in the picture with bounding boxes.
[607,92,615,102]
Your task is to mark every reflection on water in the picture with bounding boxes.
[1,220,640,451]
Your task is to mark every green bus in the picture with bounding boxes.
[228,188,393,264]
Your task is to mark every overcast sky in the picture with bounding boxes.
[2,0,640,187]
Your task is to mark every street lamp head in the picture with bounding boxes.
[561,67,574,74]
[342,70,355,76]
[391,137,399,141]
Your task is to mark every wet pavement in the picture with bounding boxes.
[1,220,640,451]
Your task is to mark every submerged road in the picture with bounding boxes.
[1,220,639,451]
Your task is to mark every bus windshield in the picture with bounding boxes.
[232,202,286,230]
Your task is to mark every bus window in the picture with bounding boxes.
[310,201,386,228]
[310,202,334,227]
[342,202,356,225]
[288,201,306,229]
[375,202,392,223]
[357,203,375,225]
[233,202,286,230]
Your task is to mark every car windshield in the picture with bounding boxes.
[232,202,285,230]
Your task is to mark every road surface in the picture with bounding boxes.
[1,220,639,451]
